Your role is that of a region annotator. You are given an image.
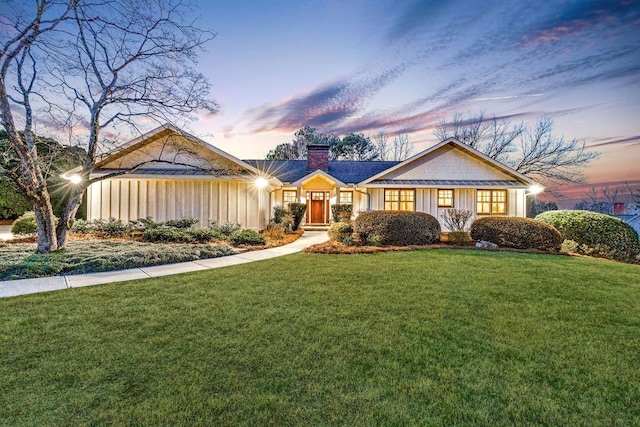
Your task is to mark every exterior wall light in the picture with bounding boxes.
[528,184,544,196]
[64,174,82,184]
[255,177,269,189]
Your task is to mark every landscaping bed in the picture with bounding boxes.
[0,230,303,281]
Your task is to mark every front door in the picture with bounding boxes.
[310,192,326,223]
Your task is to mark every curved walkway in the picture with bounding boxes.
[0,231,329,299]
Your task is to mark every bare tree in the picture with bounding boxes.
[373,131,389,161]
[0,0,217,252]
[391,134,414,161]
[435,113,598,183]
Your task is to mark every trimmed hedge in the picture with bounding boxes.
[331,204,352,223]
[470,217,563,252]
[289,203,307,231]
[536,210,640,262]
[354,211,441,246]
[328,221,354,245]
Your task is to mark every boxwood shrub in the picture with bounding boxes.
[470,217,563,252]
[11,211,59,236]
[354,211,441,246]
[328,221,354,245]
[536,210,640,262]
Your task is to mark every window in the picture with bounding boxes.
[438,189,453,207]
[384,189,415,211]
[283,190,297,208]
[476,190,507,215]
[339,191,353,204]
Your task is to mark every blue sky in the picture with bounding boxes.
[186,0,640,202]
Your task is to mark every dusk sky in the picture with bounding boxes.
[186,0,640,205]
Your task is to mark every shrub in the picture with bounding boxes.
[470,217,563,252]
[93,218,128,237]
[185,228,221,243]
[328,221,354,244]
[164,217,200,229]
[230,229,266,245]
[289,203,307,231]
[441,208,474,232]
[354,211,441,246]
[536,210,640,262]
[263,223,286,241]
[210,220,242,236]
[11,211,59,236]
[272,205,288,225]
[142,228,193,243]
[446,231,473,245]
[331,204,353,222]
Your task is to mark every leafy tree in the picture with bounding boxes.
[331,133,378,161]
[266,126,339,160]
[0,0,217,252]
[527,200,558,218]
[0,180,31,220]
[435,112,598,183]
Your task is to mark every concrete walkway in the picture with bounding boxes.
[0,224,12,241]
[0,231,328,299]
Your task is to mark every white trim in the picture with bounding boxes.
[358,138,534,186]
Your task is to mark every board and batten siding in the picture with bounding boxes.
[365,187,527,230]
[86,178,265,229]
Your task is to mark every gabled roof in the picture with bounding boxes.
[244,160,399,185]
[291,169,346,188]
[95,124,271,180]
[358,138,534,186]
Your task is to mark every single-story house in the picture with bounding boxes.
[83,124,538,230]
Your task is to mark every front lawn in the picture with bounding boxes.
[1,250,639,425]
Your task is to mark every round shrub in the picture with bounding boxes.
[536,210,640,262]
[354,211,441,246]
[470,217,563,251]
[328,221,354,244]
[11,211,59,236]
[230,229,266,245]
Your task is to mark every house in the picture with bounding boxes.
[83,124,537,230]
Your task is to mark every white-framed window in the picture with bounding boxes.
[283,190,297,208]
[477,190,507,215]
[384,189,415,211]
[339,191,353,204]
[438,189,454,207]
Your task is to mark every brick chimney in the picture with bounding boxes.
[307,144,329,170]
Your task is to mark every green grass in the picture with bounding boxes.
[1,249,639,425]
[0,240,237,280]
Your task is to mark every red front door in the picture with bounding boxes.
[309,192,326,223]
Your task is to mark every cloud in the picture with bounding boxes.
[523,0,640,46]
[243,63,410,134]
[588,135,640,148]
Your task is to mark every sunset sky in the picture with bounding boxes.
[187,1,639,205]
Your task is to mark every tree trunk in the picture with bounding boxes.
[56,187,85,249]
[32,193,58,253]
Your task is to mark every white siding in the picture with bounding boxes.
[86,178,265,229]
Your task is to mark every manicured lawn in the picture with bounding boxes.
[1,249,639,425]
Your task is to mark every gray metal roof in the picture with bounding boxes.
[369,179,526,187]
[93,168,249,176]
[244,160,400,184]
